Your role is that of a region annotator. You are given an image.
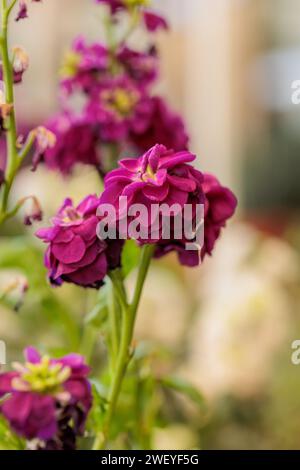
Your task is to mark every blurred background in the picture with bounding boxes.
[1,0,300,450]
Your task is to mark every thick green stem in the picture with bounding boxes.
[93,244,155,450]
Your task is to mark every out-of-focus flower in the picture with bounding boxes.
[36,195,123,288]
[0,47,29,84]
[130,96,189,152]
[0,347,92,449]
[31,126,56,171]
[142,10,169,32]
[117,46,158,88]
[86,75,153,142]
[60,36,109,95]
[0,272,28,311]
[44,114,101,175]
[23,195,43,226]
[15,0,28,21]
[15,0,42,22]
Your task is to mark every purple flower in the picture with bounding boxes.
[0,347,92,449]
[117,46,158,88]
[44,113,101,174]
[0,47,29,84]
[155,173,237,266]
[36,195,123,288]
[130,96,189,152]
[16,0,42,22]
[86,76,153,142]
[142,10,169,32]
[100,144,204,244]
[60,36,109,95]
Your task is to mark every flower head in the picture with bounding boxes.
[60,37,109,95]
[100,144,204,245]
[0,347,92,449]
[100,144,237,265]
[36,195,123,288]
[86,76,153,142]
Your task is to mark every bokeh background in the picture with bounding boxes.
[1,0,300,450]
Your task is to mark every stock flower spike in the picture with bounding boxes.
[36,195,123,288]
[0,347,92,449]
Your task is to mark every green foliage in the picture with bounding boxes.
[0,415,25,450]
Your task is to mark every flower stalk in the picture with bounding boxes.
[93,243,155,450]
[0,1,35,225]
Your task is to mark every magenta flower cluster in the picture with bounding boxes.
[0,347,92,450]
[42,3,188,174]
[37,144,236,289]
[100,144,237,266]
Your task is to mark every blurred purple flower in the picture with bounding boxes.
[44,113,101,174]
[117,46,158,88]
[0,347,92,450]
[16,0,42,22]
[36,195,123,288]
[60,36,109,95]
[142,10,169,32]
[130,96,189,152]
[86,75,153,142]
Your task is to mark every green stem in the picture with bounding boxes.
[93,244,155,450]
[0,1,19,219]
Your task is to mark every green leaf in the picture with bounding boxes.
[0,416,25,450]
[121,240,141,278]
[161,376,206,411]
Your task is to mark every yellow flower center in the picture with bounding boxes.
[12,356,71,394]
[142,164,157,182]
[101,87,139,118]
[60,51,82,78]
[124,0,149,8]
